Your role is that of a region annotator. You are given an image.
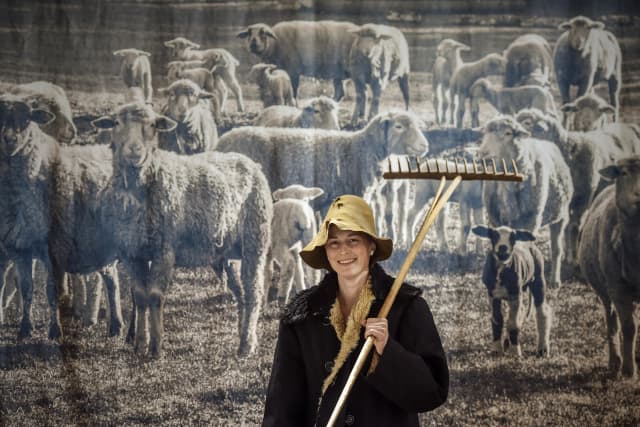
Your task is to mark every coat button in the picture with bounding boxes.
[324,361,334,372]
[345,414,355,425]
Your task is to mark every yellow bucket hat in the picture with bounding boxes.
[300,195,393,270]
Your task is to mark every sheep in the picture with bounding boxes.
[157,79,218,154]
[269,185,324,304]
[560,92,615,132]
[217,110,429,216]
[578,157,640,378]
[166,60,228,120]
[164,37,244,112]
[553,16,622,121]
[503,34,553,88]
[91,101,273,358]
[348,23,411,125]
[449,52,506,128]
[237,21,359,100]
[254,96,340,130]
[478,115,573,289]
[8,81,77,143]
[0,94,124,340]
[515,108,640,270]
[248,63,296,107]
[432,39,470,125]
[473,225,552,357]
[469,78,556,127]
[113,48,153,104]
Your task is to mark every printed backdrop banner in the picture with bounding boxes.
[1,1,639,425]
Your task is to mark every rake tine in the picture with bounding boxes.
[387,157,392,173]
[482,159,488,173]
[406,156,412,173]
[502,158,508,175]
[511,159,519,176]
[416,157,422,173]
[397,157,402,173]
[491,158,498,174]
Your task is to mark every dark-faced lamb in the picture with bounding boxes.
[92,102,273,358]
[166,60,228,120]
[113,48,153,104]
[254,96,340,130]
[577,157,640,378]
[473,225,552,357]
[560,92,615,132]
[248,63,296,108]
[432,38,470,125]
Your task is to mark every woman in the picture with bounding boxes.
[262,195,449,426]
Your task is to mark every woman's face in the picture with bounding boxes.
[324,226,376,280]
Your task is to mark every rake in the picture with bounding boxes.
[325,156,523,427]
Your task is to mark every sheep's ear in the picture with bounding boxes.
[113,50,125,56]
[30,108,55,126]
[459,42,471,51]
[561,102,578,113]
[589,21,605,29]
[600,104,616,114]
[237,29,250,39]
[472,225,492,239]
[198,90,215,100]
[187,40,200,48]
[514,230,535,242]
[153,115,177,133]
[599,164,621,181]
[512,121,530,139]
[91,116,118,130]
[304,187,325,201]
[534,119,549,132]
[558,21,572,31]
[140,50,151,57]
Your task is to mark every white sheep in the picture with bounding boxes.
[553,16,622,121]
[478,115,573,289]
[92,102,273,358]
[470,78,556,127]
[248,63,296,107]
[217,110,429,216]
[577,157,640,378]
[254,96,340,130]
[503,34,553,88]
[449,53,506,128]
[560,92,615,132]
[164,37,244,112]
[432,39,470,125]
[166,60,228,120]
[113,48,153,104]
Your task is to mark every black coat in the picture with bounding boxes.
[262,264,449,427]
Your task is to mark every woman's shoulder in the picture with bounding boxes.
[280,286,318,325]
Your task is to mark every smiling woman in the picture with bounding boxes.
[262,194,449,427]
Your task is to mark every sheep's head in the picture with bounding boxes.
[299,96,340,130]
[472,225,536,266]
[113,48,151,62]
[561,92,615,132]
[516,108,555,138]
[436,38,470,58]
[238,24,277,56]
[600,157,640,222]
[164,37,200,58]
[370,111,428,158]
[19,92,76,144]
[272,184,324,202]
[479,115,529,157]
[350,24,392,60]
[248,63,277,83]
[91,102,176,169]
[158,79,214,122]
[482,53,507,75]
[470,78,491,98]
[0,95,54,157]
[559,16,604,51]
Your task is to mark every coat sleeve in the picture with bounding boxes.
[262,320,308,427]
[365,296,449,412]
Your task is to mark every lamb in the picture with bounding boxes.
[217,110,429,216]
[515,108,640,270]
[166,60,228,120]
[449,52,506,128]
[577,157,640,378]
[269,185,324,304]
[237,21,359,100]
[348,23,411,125]
[91,101,273,358]
[470,78,556,127]
[478,116,573,289]
[553,16,622,121]
[254,96,340,130]
[503,34,553,88]
[560,92,615,132]
[432,39,470,125]
[113,48,153,104]
[164,37,244,112]
[157,79,218,154]
[248,63,296,107]
[8,81,77,143]
[473,225,552,357]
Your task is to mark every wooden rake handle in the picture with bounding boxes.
[325,175,462,427]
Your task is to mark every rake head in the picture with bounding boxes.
[383,156,524,182]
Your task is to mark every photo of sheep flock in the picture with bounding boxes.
[1,0,640,425]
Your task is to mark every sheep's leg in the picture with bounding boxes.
[472,207,485,253]
[548,219,566,289]
[535,301,552,357]
[276,257,294,305]
[45,257,64,341]
[455,95,466,129]
[83,273,103,328]
[126,283,136,345]
[490,297,504,355]
[220,69,245,112]
[0,260,15,323]
[369,81,382,121]
[435,204,449,253]
[608,77,620,122]
[291,254,305,298]
[506,295,523,357]
[148,253,174,359]
[470,96,480,128]
[102,264,124,337]
[224,259,244,340]
[398,74,410,111]
[615,299,637,379]
[71,274,86,321]
[125,260,149,355]
[457,201,471,255]
[333,78,345,103]
[433,84,441,125]
[557,77,571,105]
[450,91,458,126]
[351,80,367,127]
[600,296,622,376]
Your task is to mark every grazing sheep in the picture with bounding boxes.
[218,111,429,215]
[478,115,573,289]
[157,79,218,154]
[561,92,615,132]
[8,81,77,143]
[432,39,470,125]
[92,102,273,358]
[248,63,296,107]
[515,108,640,269]
[503,34,553,88]
[254,96,340,130]
[449,53,506,128]
[113,48,153,104]
[348,23,411,125]
[269,185,324,304]
[553,16,622,121]
[470,78,556,127]
[166,60,228,119]
[473,225,552,357]
[237,21,358,100]
[164,37,244,112]
[578,157,640,378]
